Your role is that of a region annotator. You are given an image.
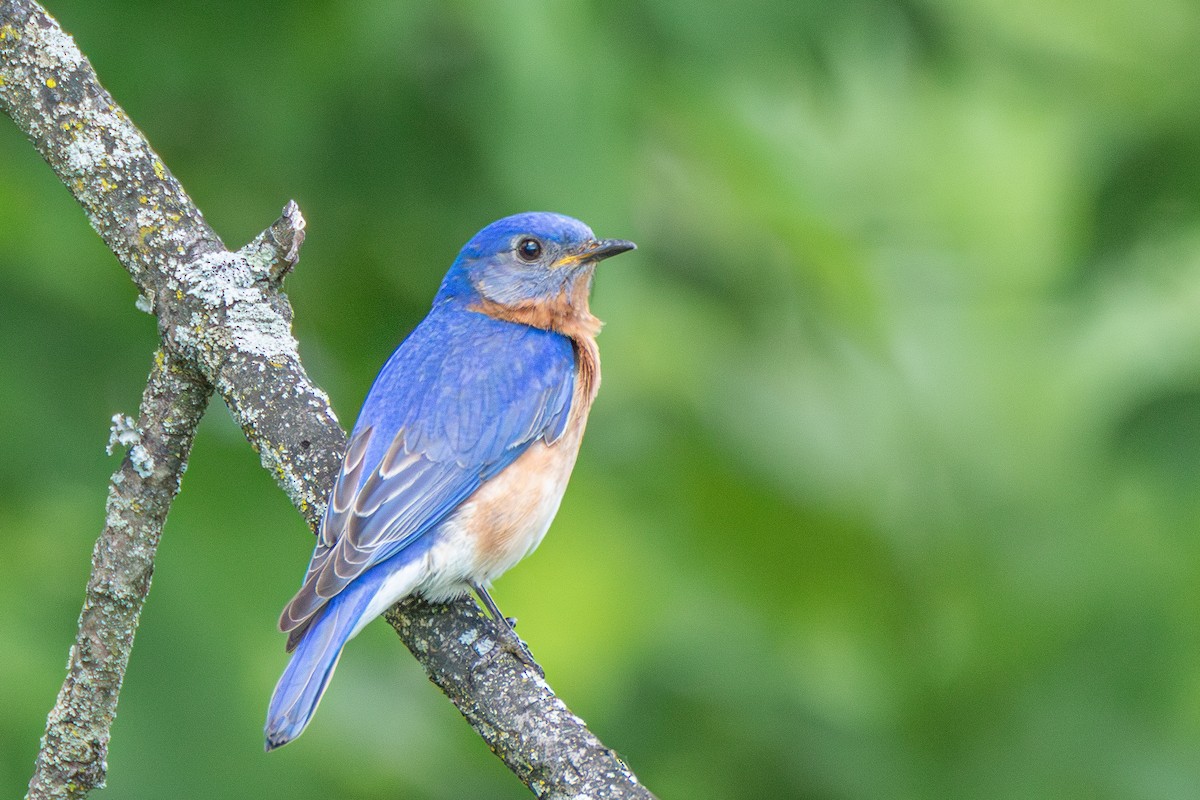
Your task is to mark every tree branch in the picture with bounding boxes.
[2,2,653,798]
[26,353,210,800]
[0,0,342,522]
[389,600,654,799]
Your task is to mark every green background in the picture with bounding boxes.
[3,1,1200,797]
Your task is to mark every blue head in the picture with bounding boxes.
[436,213,635,313]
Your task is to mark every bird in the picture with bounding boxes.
[264,212,635,750]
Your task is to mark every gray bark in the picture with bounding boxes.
[26,353,210,799]
[0,2,654,799]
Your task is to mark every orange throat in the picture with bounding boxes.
[471,282,602,404]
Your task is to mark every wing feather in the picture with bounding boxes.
[279,305,576,641]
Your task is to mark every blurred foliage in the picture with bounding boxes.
[2,0,1200,798]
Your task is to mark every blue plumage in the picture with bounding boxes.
[266,552,416,749]
[357,305,576,471]
[265,212,634,750]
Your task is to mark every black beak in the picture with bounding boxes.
[588,238,637,261]
[555,238,637,268]
[578,238,637,264]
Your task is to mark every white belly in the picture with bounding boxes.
[416,418,586,602]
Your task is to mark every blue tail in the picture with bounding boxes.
[264,573,381,750]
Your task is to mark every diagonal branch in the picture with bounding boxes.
[2,2,654,798]
[0,0,342,523]
[26,352,210,800]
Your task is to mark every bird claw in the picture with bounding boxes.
[468,582,541,676]
[472,621,544,679]
[497,626,543,677]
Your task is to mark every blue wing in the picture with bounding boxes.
[279,303,576,648]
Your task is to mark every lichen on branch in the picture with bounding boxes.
[26,352,210,800]
[3,2,655,799]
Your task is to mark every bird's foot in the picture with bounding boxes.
[494,623,544,677]
[470,620,544,678]
[469,581,543,677]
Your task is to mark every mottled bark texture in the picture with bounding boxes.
[389,600,654,800]
[26,353,210,799]
[2,2,653,799]
[0,0,343,522]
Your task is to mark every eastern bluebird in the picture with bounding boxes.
[264,212,635,750]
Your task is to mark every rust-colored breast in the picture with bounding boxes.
[463,332,599,579]
[459,276,603,578]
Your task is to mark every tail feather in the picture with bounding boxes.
[265,554,425,750]
[265,593,360,750]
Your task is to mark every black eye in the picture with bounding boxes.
[516,237,543,262]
